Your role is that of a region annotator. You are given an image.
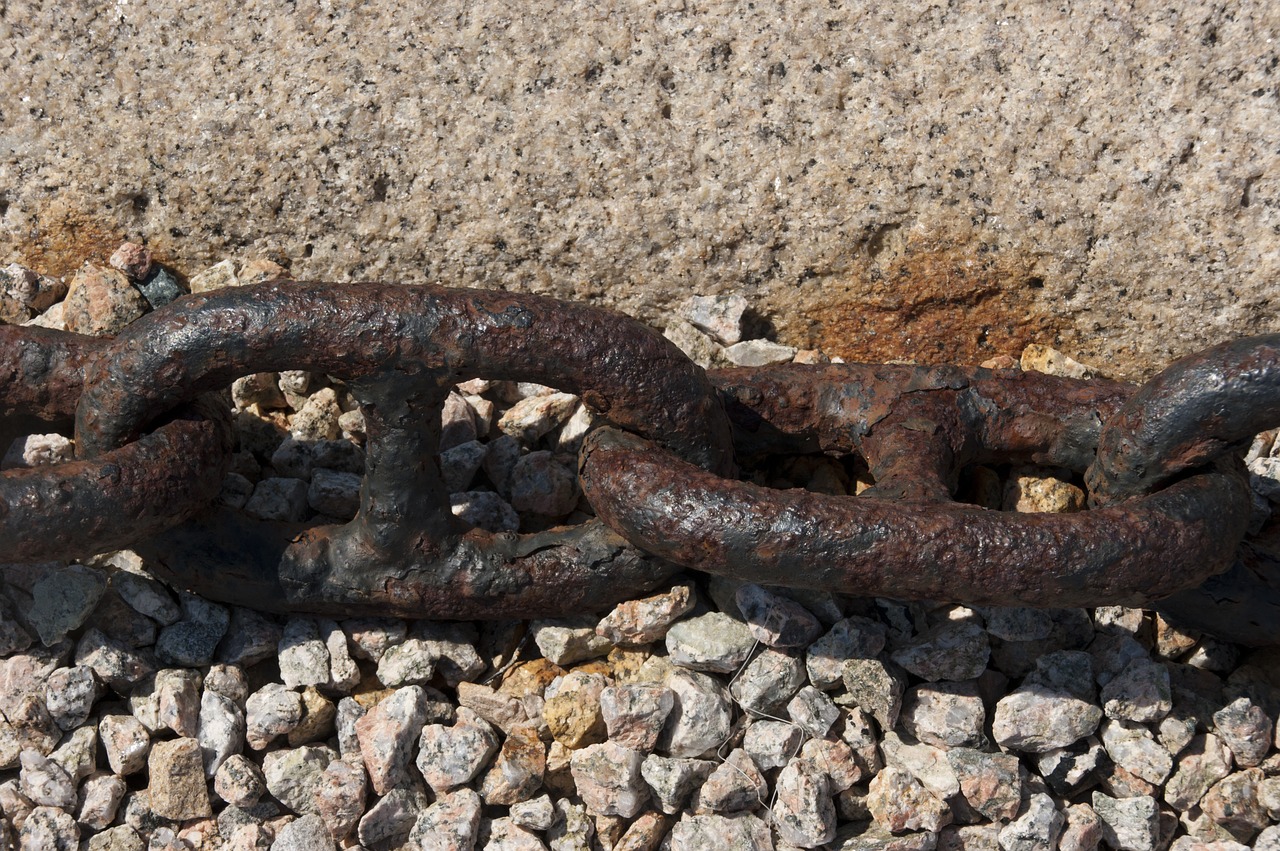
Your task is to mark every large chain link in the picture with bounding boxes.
[3,280,1278,641]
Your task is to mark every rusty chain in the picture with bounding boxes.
[2,280,1278,643]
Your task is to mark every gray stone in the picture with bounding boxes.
[1100,719,1173,786]
[44,727,94,786]
[657,669,734,758]
[416,707,500,794]
[681,293,748,345]
[306,468,361,517]
[510,795,555,832]
[570,741,647,818]
[451,490,520,532]
[19,748,76,808]
[774,758,837,849]
[734,583,823,648]
[992,686,1102,753]
[947,747,1023,822]
[786,685,840,738]
[641,754,715,815]
[979,607,1054,642]
[532,616,613,666]
[669,812,774,851]
[28,564,107,646]
[43,666,100,730]
[271,814,335,851]
[807,616,888,689]
[278,618,331,689]
[729,647,806,715]
[664,318,724,369]
[842,658,907,732]
[1165,733,1233,812]
[214,753,266,808]
[244,476,310,522]
[510,450,579,516]
[376,637,437,687]
[891,620,990,682]
[997,794,1064,851]
[74,629,156,694]
[197,690,244,777]
[901,680,986,748]
[245,683,304,750]
[111,571,180,626]
[409,787,483,851]
[440,439,488,492]
[1035,738,1105,797]
[665,611,756,674]
[1091,793,1159,851]
[263,745,335,816]
[138,267,184,309]
[1212,696,1273,768]
[1101,659,1173,723]
[1024,650,1097,702]
[18,805,79,851]
[217,607,283,667]
[154,593,229,667]
[881,732,960,800]
[723,339,798,366]
[743,718,804,771]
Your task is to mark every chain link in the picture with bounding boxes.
[2,280,1278,640]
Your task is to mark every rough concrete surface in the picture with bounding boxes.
[1,1,1277,376]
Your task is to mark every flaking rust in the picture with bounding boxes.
[2,280,1279,639]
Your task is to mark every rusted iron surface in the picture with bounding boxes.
[74,280,733,617]
[580,426,1250,608]
[712,364,1134,500]
[1088,334,1280,502]
[0,326,231,560]
[2,281,1278,632]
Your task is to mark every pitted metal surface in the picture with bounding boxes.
[3,279,1279,639]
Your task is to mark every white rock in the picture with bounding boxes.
[570,742,647,818]
[198,690,245,777]
[278,619,331,689]
[723,339,797,366]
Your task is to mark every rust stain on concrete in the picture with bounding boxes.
[790,237,1069,368]
[12,202,125,277]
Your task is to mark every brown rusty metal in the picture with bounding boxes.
[0,325,231,561]
[1084,335,1280,642]
[73,280,734,618]
[1088,334,1280,502]
[580,363,1253,608]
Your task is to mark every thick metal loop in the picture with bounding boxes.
[0,325,231,561]
[75,280,734,618]
[580,363,1254,608]
[1087,334,1280,503]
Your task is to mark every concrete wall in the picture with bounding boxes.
[3,1,1278,377]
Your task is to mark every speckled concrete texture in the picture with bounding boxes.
[1,1,1277,376]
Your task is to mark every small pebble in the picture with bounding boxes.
[600,684,674,751]
[408,787,483,850]
[729,648,806,715]
[1212,696,1273,768]
[596,582,697,645]
[665,612,756,674]
[806,616,888,689]
[734,583,823,648]
[743,718,805,771]
[533,616,613,666]
[656,669,734,758]
[263,745,335,815]
[416,708,500,794]
[570,741,648,817]
[214,754,267,808]
[773,758,837,848]
[997,793,1064,850]
[155,593,230,667]
[62,263,149,335]
[147,738,212,819]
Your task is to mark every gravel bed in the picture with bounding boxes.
[2,249,1280,850]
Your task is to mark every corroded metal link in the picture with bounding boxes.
[1087,334,1280,503]
[73,280,734,618]
[580,427,1250,608]
[0,326,231,561]
[581,362,1254,608]
[1082,334,1280,643]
